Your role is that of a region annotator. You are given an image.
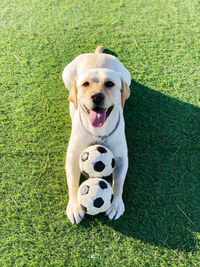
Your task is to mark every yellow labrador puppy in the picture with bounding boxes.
[62,46,131,224]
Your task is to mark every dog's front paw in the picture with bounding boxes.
[106,197,125,220]
[66,200,85,224]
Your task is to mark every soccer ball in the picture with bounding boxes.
[78,178,114,215]
[79,145,115,178]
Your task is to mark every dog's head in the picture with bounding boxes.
[67,68,130,128]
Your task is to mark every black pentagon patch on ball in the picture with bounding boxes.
[93,197,104,208]
[82,170,89,178]
[97,146,107,154]
[80,204,87,213]
[99,180,108,189]
[110,194,114,203]
[80,185,89,195]
[94,161,105,172]
[81,152,89,162]
[111,158,115,168]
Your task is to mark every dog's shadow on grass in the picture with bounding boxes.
[82,81,200,252]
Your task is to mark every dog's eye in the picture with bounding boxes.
[83,82,89,87]
[105,81,115,88]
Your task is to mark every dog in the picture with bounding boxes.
[62,45,131,224]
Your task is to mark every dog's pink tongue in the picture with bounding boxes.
[89,108,106,127]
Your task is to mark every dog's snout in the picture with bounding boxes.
[91,93,105,105]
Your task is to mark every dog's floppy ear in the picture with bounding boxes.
[121,78,130,108]
[68,79,78,110]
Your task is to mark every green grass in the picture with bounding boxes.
[1,0,200,265]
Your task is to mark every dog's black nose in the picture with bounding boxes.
[91,93,105,105]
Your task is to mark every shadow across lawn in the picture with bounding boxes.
[82,81,200,252]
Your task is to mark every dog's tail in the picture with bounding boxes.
[95,45,104,53]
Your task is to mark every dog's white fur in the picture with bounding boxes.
[62,46,131,224]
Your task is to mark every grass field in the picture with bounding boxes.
[1,0,200,265]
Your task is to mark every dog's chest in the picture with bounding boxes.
[78,123,125,157]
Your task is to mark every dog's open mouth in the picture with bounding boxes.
[85,106,114,128]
